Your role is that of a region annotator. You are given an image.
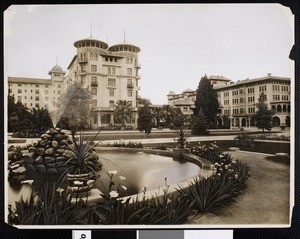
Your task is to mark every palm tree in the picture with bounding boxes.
[29,107,53,134]
[162,104,177,128]
[152,107,165,128]
[114,100,133,129]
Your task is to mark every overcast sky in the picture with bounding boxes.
[4,4,294,104]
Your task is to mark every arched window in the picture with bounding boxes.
[283,105,287,112]
[277,105,282,112]
[271,105,276,112]
[108,67,111,74]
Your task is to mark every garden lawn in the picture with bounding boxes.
[190,151,290,225]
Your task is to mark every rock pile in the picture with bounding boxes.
[8,128,102,176]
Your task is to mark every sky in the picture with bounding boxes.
[4,4,294,104]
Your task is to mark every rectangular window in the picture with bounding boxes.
[108,78,116,86]
[58,91,61,95]
[232,90,239,96]
[93,114,98,124]
[35,84,39,87]
[35,96,39,101]
[18,89,22,94]
[127,89,133,97]
[18,83,22,87]
[45,85,49,88]
[45,90,49,94]
[35,90,39,94]
[17,96,22,101]
[109,89,114,97]
[25,89,27,93]
[127,68,132,75]
[91,88,97,95]
[45,97,49,101]
[101,114,111,124]
[81,65,86,72]
[35,103,39,108]
[109,100,114,108]
[58,83,61,88]
[92,100,97,107]
[91,65,97,72]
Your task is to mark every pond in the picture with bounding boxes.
[8,151,202,206]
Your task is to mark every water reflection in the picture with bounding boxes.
[8,151,200,206]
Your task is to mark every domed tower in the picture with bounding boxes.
[108,41,141,70]
[48,64,65,106]
[49,64,65,81]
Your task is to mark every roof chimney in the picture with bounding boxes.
[267,73,271,76]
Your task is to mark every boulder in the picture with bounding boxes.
[56,149,65,154]
[52,141,59,148]
[56,156,66,161]
[36,165,46,173]
[39,140,46,147]
[47,168,58,174]
[63,150,74,158]
[25,164,35,173]
[56,134,63,139]
[41,134,51,140]
[46,163,56,169]
[35,156,44,164]
[36,148,45,156]
[45,148,54,155]
[23,152,35,164]
[12,166,26,175]
[28,147,36,153]
[44,156,55,163]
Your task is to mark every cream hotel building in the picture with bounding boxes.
[168,74,291,128]
[8,36,141,129]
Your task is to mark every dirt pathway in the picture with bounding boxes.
[189,151,291,225]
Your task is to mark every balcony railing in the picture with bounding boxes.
[78,58,88,63]
[127,83,134,88]
[91,81,98,87]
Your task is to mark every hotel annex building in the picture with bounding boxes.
[8,36,141,129]
[168,74,291,127]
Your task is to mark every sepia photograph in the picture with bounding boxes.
[4,4,294,228]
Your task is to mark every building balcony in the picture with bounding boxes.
[78,58,88,63]
[91,81,98,87]
[127,83,134,89]
[135,63,141,69]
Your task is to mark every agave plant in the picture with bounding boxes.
[60,132,102,184]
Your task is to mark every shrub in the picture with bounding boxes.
[190,142,223,163]
[234,134,255,148]
[150,145,168,150]
[104,141,143,148]
[181,160,250,213]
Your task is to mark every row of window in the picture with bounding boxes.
[16,89,61,95]
[91,87,134,97]
[80,64,134,75]
[273,94,289,101]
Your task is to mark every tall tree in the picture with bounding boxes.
[29,107,53,133]
[171,111,189,149]
[253,92,274,132]
[114,100,133,129]
[54,82,93,138]
[137,105,153,136]
[7,94,30,132]
[191,107,208,135]
[152,107,164,128]
[162,104,176,128]
[194,75,219,124]
[137,96,152,106]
